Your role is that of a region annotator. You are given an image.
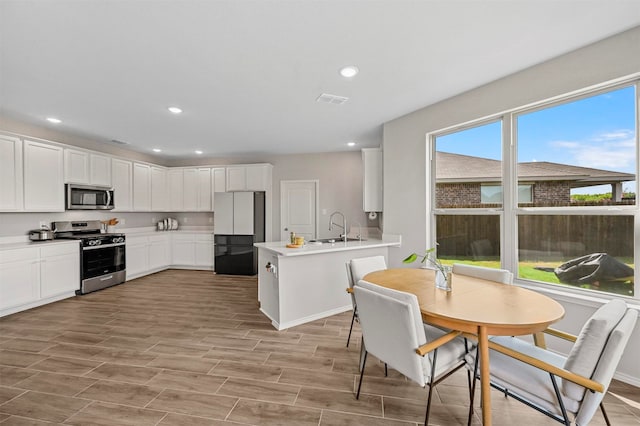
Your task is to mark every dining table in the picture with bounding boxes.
[362,267,565,426]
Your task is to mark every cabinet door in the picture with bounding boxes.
[151,166,168,211]
[362,148,383,212]
[233,192,254,235]
[64,148,90,184]
[171,234,196,265]
[195,236,214,267]
[214,192,234,234]
[149,235,170,270]
[126,237,149,277]
[133,163,151,211]
[90,154,112,186]
[183,168,198,211]
[24,140,65,211]
[112,159,133,211]
[212,168,226,192]
[0,135,23,211]
[168,169,184,211]
[0,248,40,311]
[197,168,211,211]
[40,244,79,298]
[246,165,268,191]
[226,166,246,191]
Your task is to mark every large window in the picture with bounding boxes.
[430,81,638,299]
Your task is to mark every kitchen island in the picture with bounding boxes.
[254,237,401,330]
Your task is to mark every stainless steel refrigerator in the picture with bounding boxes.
[214,192,265,275]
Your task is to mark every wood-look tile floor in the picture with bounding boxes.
[1,269,639,425]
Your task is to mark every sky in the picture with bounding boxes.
[436,85,637,195]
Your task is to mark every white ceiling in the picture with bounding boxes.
[1,1,639,159]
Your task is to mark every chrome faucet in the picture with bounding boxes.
[329,211,347,242]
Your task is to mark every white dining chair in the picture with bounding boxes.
[345,256,387,348]
[467,299,637,426]
[452,263,513,284]
[354,279,471,425]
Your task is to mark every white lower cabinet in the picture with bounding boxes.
[126,235,150,278]
[148,235,171,270]
[0,242,79,317]
[40,244,80,298]
[126,232,213,280]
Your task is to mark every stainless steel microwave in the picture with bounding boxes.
[66,184,115,210]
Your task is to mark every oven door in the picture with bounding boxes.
[82,244,126,280]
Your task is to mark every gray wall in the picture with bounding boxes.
[382,26,640,384]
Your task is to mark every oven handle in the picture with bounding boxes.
[82,242,126,251]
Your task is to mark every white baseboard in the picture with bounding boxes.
[275,305,352,331]
[1,291,75,318]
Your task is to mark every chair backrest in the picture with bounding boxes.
[452,263,513,284]
[355,280,427,386]
[349,256,387,284]
[575,307,637,424]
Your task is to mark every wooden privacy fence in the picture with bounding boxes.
[436,215,633,259]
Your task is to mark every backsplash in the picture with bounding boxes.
[0,211,214,237]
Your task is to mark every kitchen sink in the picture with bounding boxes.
[310,238,365,243]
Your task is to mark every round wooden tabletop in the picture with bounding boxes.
[362,268,565,336]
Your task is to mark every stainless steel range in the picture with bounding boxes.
[52,220,126,294]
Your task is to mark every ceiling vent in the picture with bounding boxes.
[110,139,130,145]
[316,93,349,105]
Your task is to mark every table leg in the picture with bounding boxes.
[533,332,547,349]
[478,326,491,425]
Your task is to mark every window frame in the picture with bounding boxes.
[428,76,640,302]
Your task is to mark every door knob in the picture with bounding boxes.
[284,227,288,231]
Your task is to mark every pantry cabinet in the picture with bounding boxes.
[0,135,23,211]
[23,140,65,211]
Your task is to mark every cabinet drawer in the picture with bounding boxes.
[0,247,39,264]
[40,242,79,257]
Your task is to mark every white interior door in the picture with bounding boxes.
[281,180,317,241]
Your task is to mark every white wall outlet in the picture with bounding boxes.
[183,217,188,223]
[39,221,47,228]
[119,218,126,226]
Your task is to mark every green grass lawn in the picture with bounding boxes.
[440,257,635,297]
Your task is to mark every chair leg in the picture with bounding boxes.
[346,309,357,347]
[600,402,611,426]
[549,373,570,426]
[356,350,368,399]
[424,348,438,426]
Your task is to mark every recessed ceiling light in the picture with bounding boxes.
[153,148,162,153]
[195,150,203,155]
[340,66,359,78]
[347,142,356,147]
[168,106,182,114]
[46,117,62,124]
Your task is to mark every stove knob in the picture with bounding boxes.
[94,240,102,246]
[88,240,96,246]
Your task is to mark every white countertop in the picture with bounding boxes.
[254,238,400,257]
[0,237,80,251]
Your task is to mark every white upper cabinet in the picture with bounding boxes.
[111,158,133,211]
[197,168,211,211]
[0,135,23,211]
[23,140,64,212]
[64,148,90,184]
[212,167,226,192]
[90,153,111,186]
[151,166,168,212]
[362,148,383,212]
[168,169,184,211]
[226,164,271,191]
[183,168,198,211]
[133,162,151,211]
[64,149,111,186]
